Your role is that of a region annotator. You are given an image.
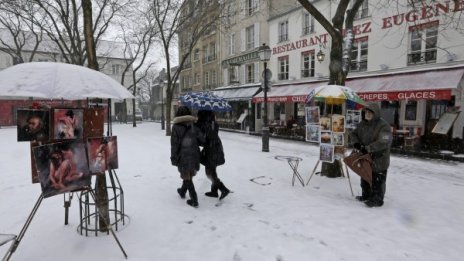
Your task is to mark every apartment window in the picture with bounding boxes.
[350,37,368,72]
[195,73,200,84]
[408,22,438,65]
[246,63,255,83]
[211,70,217,86]
[229,67,238,84]
[202,45,208,63]
[209,43,216,61]
[112,64,121,75]
[204,71,209,87]
[278,21,288,42]
[354,0,369,20]
[246,0,257,16]
[194,49,200,61]
[278,56,289,80]
[229,33,236,55]
[226,4,236,26]
[302,12,314,35]
[246,25,255,50]
[301,51,315,78]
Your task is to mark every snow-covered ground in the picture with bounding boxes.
[1,122,463,261]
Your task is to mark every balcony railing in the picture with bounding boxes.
[408,50,437,65]
[278,72,289,80]
[301,69,314,78]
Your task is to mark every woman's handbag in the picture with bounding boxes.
[343,151,373,186]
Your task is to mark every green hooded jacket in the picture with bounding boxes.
[351,102,392,172]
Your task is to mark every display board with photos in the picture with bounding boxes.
[331,114,345,133]
[16,105,119,198]
[305,106,320,125]
[320,144,335,163]
[306,124,320,143]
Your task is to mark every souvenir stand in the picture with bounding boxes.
[304,85,366,196]
[0,62,133,260]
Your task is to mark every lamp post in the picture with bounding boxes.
[159,79,165,130]
[258,43,272,152]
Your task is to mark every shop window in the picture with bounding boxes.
[273,102,285,121]
[350,37,368,72]
[405,100,417,121]
[408,22,438,65]
[430,101,447,120]
[256,103,261,119]
[381,101,399,127]
[278,56,289,80]
[301,51,315,78]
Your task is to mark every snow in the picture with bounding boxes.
[1,122,463,261]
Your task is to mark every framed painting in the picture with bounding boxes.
[320,117,331,131]
[16,109,50,142]
[332,132,344,146]
[306,124,320,143]
[32,140,91,198]
[84,108,105,138]
[87,136,119,173]
[346,110,361,129]
[52,108,84,140]
[332,114,345,133]
[305,106,320,125]
[320,144,335,163]
[320,130,332,144]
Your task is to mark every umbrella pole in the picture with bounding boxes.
[107,98,112,136]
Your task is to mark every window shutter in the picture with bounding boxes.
[241,28,246,52]
[254,62,260,83]
[240,65,246,84]
[254,22,260,48]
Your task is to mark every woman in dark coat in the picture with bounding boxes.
[196,110,230,200]
[171,106,205,207]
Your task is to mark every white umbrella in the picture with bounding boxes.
[0,62,134,100]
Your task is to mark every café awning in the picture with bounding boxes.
[347,67,464,101]
[252,66,464,103]
[212,85,261,101]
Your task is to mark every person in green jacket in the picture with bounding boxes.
[351,102,392,207]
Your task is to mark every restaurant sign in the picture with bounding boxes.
[358,89,452,101]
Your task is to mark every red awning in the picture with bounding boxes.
[252,67,464,103]
[346,67,464,101]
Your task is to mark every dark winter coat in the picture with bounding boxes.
[196,119,225,168]
[351,102,392,172]
[170,115,205,174]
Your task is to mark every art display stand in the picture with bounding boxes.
[78,169,127,236]
[306,158,354,196]
[2,188,127,261]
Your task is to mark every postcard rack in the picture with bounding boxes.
[78,169,128,236]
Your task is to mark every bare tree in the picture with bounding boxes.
[116,2,159,127]
[1,0,131,66]
[0,1,45,63]
[150,0,225,136]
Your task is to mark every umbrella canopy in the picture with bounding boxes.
[0,62,134,100]
[179,91,232,112]
[305,84,365,105]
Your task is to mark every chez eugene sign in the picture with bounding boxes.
[272,0,464,55]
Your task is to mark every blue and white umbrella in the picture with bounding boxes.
[179,91,232,112]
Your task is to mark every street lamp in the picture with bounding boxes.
[316,49,325,62]
[258,43,272,152]
[159,79,165,130]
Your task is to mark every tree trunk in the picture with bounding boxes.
[83,0,110,232]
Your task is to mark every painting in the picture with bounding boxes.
[305,106,320,125]
[320,144,334,163]
[87,136,119,173]
[320,130,332,144]
[332,132,344,146]
[320,117,331,131]
[17,109,50,142]
[52,108,84,140]
[32,140,91,198]
[84,108,105,138]
[346,110,361,129]
[306,124,320,143]
[332,114,345,133]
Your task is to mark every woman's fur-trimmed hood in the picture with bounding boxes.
[173,115,196,124]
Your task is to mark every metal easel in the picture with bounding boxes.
[306,158,354,196]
